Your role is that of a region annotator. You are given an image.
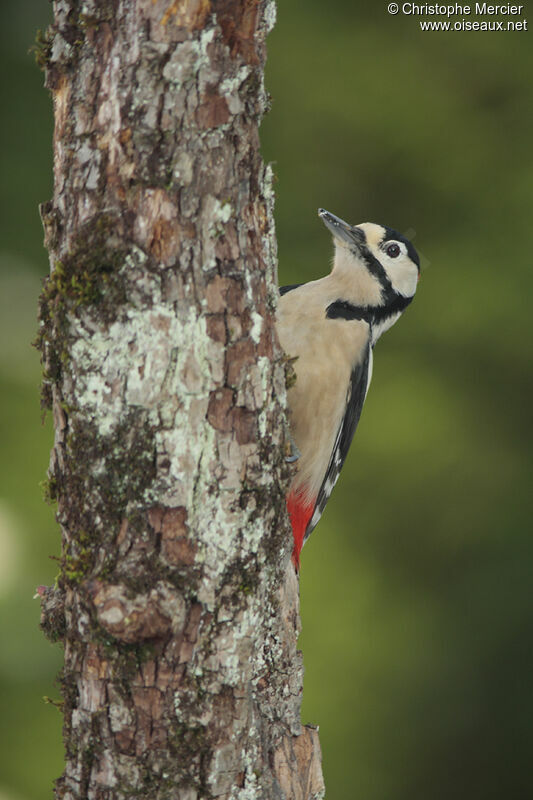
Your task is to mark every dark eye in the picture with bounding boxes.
[385,243,401,258]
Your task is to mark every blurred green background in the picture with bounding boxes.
[1,1,532,798]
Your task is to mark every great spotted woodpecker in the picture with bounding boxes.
[277,209,420,569]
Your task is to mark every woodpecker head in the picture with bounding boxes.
[318,208,420,306]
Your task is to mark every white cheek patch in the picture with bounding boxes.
[388,261,418,297]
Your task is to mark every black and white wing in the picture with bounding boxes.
[304,341,372,542]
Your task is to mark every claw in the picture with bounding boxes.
[285,437,301,463]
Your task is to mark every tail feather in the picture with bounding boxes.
[287,490,315,570]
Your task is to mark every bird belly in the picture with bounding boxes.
[282,317,369,500]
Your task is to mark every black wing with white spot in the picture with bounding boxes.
[304,341,371,542]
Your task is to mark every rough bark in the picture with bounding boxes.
[36,1,324,798]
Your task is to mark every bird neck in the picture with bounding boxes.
[331,250,384,307]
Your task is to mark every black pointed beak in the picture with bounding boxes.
[318,208,364,248]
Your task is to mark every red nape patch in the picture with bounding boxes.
[287,490,315,571]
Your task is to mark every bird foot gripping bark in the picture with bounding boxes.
[285,435,301,463]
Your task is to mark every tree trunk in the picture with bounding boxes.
[36,1,324,798]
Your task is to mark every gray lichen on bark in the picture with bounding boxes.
[37,0,324,798]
